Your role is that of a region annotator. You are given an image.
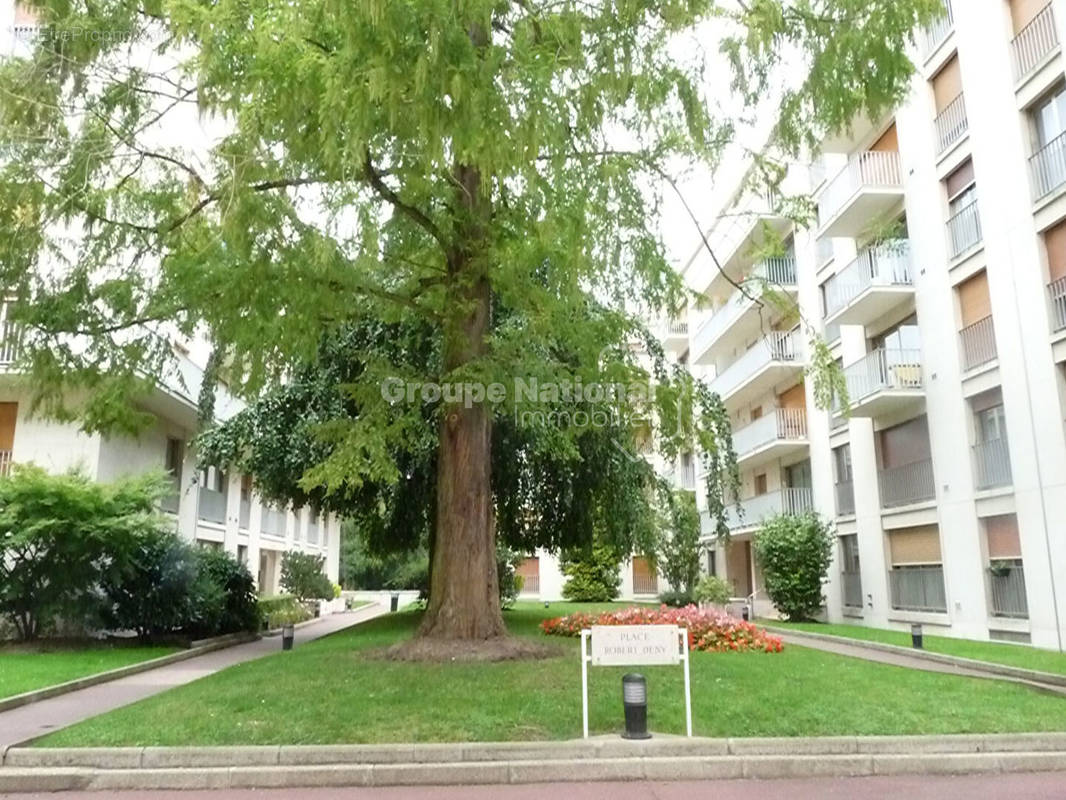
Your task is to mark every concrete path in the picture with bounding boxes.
[3,773,1066,799]
[778,633,1066,696]
[0,603,388,749]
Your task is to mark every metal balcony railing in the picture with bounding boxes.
[521,573,540,594]
[0,320,19,365]
[934,93,968,155]
[890,565,947,613]
[633,574,659,595]
[841,570,863,609]
[988,560,1028,619]
[823,240,913,318]
[666,319,688,336]
[160,473,181,515]
[197,487,227,525]
[731,408,807,459]
[0,450,12,477]
[693,258,797,353]
[946,200,982,258]
[973,437,1012,490]
[917,0,953,59]
[709,329,800,400]
[1030,130,1066,202]
[261,505,287,537]
[835,480,856,517]
[818,151,903,229]
[1049,277,1066,332]
[843,348,923,405]
[959,315,997,371]
[1012,3,1058,81]
[878,458,936,508]
[725,487,814,530]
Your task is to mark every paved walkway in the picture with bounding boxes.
[778,633,1066,696]
[4,774,1066,800]
[0,604,388,749]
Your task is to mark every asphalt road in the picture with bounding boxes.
[4,774,1066,800]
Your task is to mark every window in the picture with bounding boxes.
[785,460,812,489]
[945,159,976,217]
[237,545,248,566]
[165,438,184,478]
[957,271,996,369]
[984,514,1028,619]
[840,535,862,609]
[977,404,1007,443]
[972,390,1012,489]
[753,473,768,496]
[887,526,947,613]
[1033,85,1066,148]
[832,444,853,484]
[872,314,921,353]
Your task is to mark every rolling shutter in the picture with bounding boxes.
[889,526,943,566]
[1044,219,1066,281]
[958,270,991,326]
[985,515,1023,559]
[932,56,963,113]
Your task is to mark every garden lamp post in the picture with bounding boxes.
[621,674,651,740]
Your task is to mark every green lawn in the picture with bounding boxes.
[0,644,181,700]
[33,602,1066,746]
[765,620,1066,676]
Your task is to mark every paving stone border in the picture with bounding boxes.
[2,735,1066,791]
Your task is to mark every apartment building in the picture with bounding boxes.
[681,0,1066,650]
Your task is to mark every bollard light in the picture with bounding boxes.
[741,605,750,622]
[544,601,550,609]
[621,673,651,740]
[911,623,923,649]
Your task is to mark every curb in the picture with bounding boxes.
[0,632,260,715]
[765,626,1066,688]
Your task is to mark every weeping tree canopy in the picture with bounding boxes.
[0,0,941,646]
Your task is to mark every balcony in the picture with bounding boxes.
[708,330,803,408]
[261,505,287,538]
[0,450,12,477]
[835,480,856,517]
[934,93,968,155]
[1048,277,1066,332]
[841,569,863,609]
[959,315,997,371]
[973,437,1012,490]
[988,560,1028,619]
[817,151,903,238]
[946,201,982,259]
[878,458,936,509]
[197,487,227,525]
[823,240,914,326]
[1030,131,1066,202]
[732,408,808,470]
[691,258,798,364]
[841,348,924,418]
[889,565,947,613]
[724,487,814,532]
[239,497,251,529]
[917,0,953,61]
[161,473,181,515]
[1011,3,1058,83]
[657,318,689,351]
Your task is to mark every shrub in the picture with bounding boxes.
[658,589,695,607]
[280,550,334,601]
[695,574,732,605]
[0,466,169,640]
[194,548,260,635]
[497,546,523,609]
[753,511,835,622]
[257,595,312,629]
[656,489,701,594]
[561,546,621,602]
[540,604,783,653]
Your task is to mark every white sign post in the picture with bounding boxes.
[580,625,692,738]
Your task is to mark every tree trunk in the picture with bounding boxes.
[417,157,505,641]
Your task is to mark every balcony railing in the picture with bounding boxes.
[520,573,540,594]
[973,437,1012,490]
[988,560,1028,619]
[946,200,982,258]
[1012,3,1058,82]
[675,462,697,491]
[841,569,863,608]
[818,151,903,229]
[0,450,12,477]
[709,329,800,400]
[890,565,947,613]
[307,519,319,544]
[843,348,923,405]
[934,93,968,155]
[823,240,913,319]
[917,0,953,59]
[0,320,19,365]
[1049,277,1066,332]
[633,573,659,595]
[261,505,287,537]
[815,237,835,268]
[239,497,251,529]
[878,458,936,508]
[693,258,797,353]
[161,473,180,515]
[726,487,814,530]
[835,480,856,517]
[732,408,807,459]
[197,487,227,525]
[959,315,997,371]
[1030,130,1066,202]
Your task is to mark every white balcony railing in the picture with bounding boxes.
[973,437,1012,490]
[1048,276,1066,332]
[843,348,923,406]
[842,569,863,609]
[0,450,11,477]
[633,572,659,595]
[917,0,954,59]
[835,480,856,517]
[0,319,19,365]
[946,200,982,258]
[261,505,287,537]
[959,315,997,371]
[709,329,800,401]
[725,487,814,531]
[1011,3,1058,82]
[823,240,913,318]
[890,565,947,613]
[988,560,1028,619]
[731,408,807,459]
[818,151,903,229]
[934,93,968,155]
[692,258,797,355]
[878,458,936,508]
[197,487,227,525]
[1030,130,1066,202]
[665,319,688,337]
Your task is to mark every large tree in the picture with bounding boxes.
[0,0,940,645]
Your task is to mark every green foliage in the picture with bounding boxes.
[561,547,622,603]
[695,574,732,606]
[280,551,334,602]
[339,519,429,591]
[753,512,835,622]
[658,589,695,607]
[0,466,169,640]
[497,546,523,610]
[655,486,702,595]
[192,548,260,636]
[257,596,312,629]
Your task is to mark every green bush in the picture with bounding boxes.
[280,550,334,601]
[194,548,260,635]
[497,546,523,609]
[257,595,311,629]
[753,512,835,622]
[694,574,732,605]
[561,546,621,602]
[656,489,701,594]
[658,589,695,607]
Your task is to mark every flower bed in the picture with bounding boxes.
[540,605,784,653]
